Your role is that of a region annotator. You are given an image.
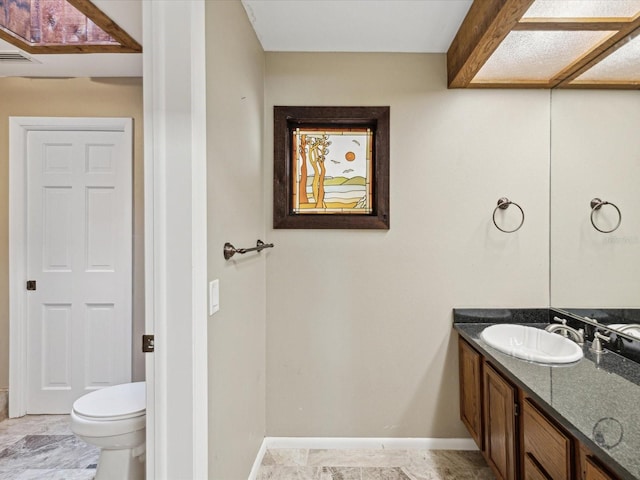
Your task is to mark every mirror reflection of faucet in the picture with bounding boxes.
[591,331,611,355]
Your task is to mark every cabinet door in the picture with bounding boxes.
[484,363,517,480]
[459,337,483,449]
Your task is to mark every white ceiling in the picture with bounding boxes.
[241,0,472,53]
[0,0,473,78]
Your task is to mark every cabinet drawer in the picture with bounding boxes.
[585,455,617,480]
[582,452,617,480]
[523,398,571,480]
[524,453,551,480]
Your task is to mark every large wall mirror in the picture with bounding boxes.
[550,89,640,327]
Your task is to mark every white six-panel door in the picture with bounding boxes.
[22,124,132,413]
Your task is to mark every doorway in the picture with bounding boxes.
[9,117,133,416]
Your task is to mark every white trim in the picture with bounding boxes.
[142,2,160,477]
[8,116,132,419]
[189,1,209,478]
[247,438,268,480]
[263,437,479,451]
[142,1,208,478]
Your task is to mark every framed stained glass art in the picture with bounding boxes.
[273,106,390,229]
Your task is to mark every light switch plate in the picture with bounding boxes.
[209,279,220,315]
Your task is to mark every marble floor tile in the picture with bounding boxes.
[0,433,26,447]
[424,451,495,480]
[0,434,98,470]
[0,415,99,480]
[399,466,441,480]
[0,415,71,436]
[262,448,310,466]
[258,448,496,480]
[361,467,413,480]
[12,469,96,480]
[321,467,362,480]
[257,466,324,480]
[307,449,413,468]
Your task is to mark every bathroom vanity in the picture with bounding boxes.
[455,309,640,480]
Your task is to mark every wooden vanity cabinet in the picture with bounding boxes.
[483,363,518,480]
[458,336,622,480]
[458,338,483,449]
[458,337,517,480]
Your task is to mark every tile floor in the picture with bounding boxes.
[256,448,496,480]
[0,415,99,480]
[1,415,495,480]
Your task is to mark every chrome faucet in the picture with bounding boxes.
[545,317,585,345]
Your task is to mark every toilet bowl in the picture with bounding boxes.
[71,382,146,480]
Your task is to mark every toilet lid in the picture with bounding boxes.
[73,382,146,420]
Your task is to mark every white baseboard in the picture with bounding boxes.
[264,437,478,451]
[248,436,478,478]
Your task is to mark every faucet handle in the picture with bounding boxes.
[551,317,569,336]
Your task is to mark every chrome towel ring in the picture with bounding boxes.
[590,198,621,233]
[492,197,524,233]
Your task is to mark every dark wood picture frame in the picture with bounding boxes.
[273,106,390,229]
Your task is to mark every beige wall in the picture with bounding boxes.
[206,1,266,478]
[265,53,550,437]
[0,77,145,389]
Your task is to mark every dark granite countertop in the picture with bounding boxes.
[455,322,640,480]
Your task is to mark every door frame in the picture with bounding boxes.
[8,116,133,418]
[143,0,208,478]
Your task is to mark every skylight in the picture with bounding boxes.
[448,0,640,88]
[0,0,141,53]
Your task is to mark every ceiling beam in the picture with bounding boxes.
[67,0,142,53]
[515,18,630,31]
[447,0,535,88]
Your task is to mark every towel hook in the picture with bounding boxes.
[224,239,274,260]
[590,198,621,233]
[492,197,524,233]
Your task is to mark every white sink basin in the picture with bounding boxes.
[481,324,583,364]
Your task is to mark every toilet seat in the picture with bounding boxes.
[71,382,146,438]
[73,382,145,420]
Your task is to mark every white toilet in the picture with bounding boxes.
[71,382,146,480]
